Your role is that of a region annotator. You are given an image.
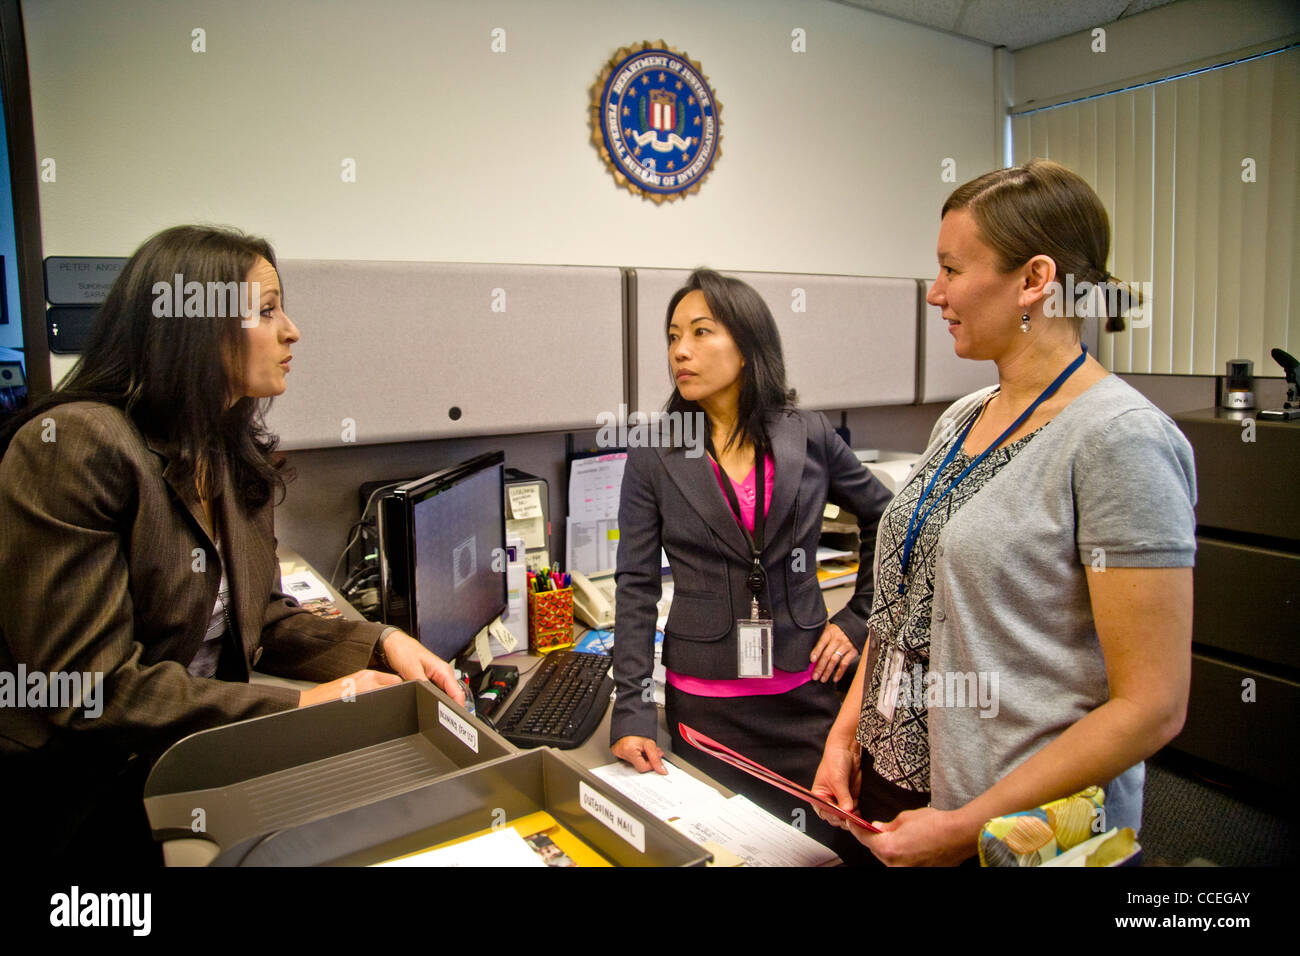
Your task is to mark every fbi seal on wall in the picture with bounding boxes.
[590,42,722,204]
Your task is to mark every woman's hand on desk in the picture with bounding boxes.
[296,634,466,708]
[612,735,668,774]
[810,623,858,683]
[298,669,401,707]
[378,631,467,704]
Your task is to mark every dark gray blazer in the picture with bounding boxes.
[610,407,892,742]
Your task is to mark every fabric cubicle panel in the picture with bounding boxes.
[266,260,624,450]
[916,281,1098,405]
[629,268,918,415]
[918,281,998,405]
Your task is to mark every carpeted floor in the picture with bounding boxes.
[1140,753,1299,866]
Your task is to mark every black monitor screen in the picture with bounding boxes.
[406,456,506,661]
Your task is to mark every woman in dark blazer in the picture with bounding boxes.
[0,226,465,864]
[610,268,892,860]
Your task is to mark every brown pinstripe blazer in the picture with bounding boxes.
[0,401,385,768]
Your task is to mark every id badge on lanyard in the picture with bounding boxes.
[737,597,774,678]
[711,438,773,679]
[875,646,905,721]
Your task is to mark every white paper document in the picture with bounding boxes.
[279,569,332,603]
[591,758,727,822]
[669,795,840,867]
[566,516,620,575]
[373,827,545,867]
[568,454,627,522]
[507,484,543,519]
[816,545,855,563]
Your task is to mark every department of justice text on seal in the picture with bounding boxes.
[590,42,722,204]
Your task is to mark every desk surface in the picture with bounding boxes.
[163,548,730,866]
[269,546,718,776]
[486,578,856,780]
[174,547,855,867]
[273,542,852,780]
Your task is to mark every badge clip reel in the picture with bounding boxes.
[736,564,774,678]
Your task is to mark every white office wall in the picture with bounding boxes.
[1013,0,1300,108]
[25,0,996,384]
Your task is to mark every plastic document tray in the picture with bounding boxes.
[144,681,515,865]
[229,747,711,867]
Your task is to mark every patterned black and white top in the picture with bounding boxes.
[856,405,1042,792]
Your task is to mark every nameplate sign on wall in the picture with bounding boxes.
[591,42,722,204]
[43,257,126,306]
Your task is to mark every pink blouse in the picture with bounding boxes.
[665,454,816,697]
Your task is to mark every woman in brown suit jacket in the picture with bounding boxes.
[0,226,464,864]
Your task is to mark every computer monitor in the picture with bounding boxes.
[377,451,507,662]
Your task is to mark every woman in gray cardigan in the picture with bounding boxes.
[812,160,1196,865]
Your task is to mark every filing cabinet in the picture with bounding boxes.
[1169,408,1299,796]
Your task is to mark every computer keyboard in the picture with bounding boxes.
[494,650,615,749]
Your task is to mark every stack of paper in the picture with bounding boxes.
[374,827,546,867]
[280,570,344,619]
[815,545,859,590]
[592,759,839,867]
[566,454,627,574]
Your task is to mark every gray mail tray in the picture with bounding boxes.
[228,746,712,867]
[144,680,514,862]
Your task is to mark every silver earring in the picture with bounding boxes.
[1020,313,1031,333]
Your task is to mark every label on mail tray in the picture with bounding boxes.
[579,781,645,853]
[438,701,478,753]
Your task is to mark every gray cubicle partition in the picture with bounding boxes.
[258,260,1061,452]
[628,268,919,415]
[916,281,1099,405]
[266,260,625,450]
[917,281,999,404]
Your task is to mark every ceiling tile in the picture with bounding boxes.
[822,0,1185,50]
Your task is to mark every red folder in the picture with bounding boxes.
[677,722,881,833]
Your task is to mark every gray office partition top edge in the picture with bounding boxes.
[914,280,927,407]
[249,260,1007,450]
[917,279,1000,405]
[265,260,625,451]
[622,268,636,412]
[632,267,919,415]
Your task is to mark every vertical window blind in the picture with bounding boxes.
[1011,46,1298,376]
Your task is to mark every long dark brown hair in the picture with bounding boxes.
[664,268,797,454]
[1,225,290,508]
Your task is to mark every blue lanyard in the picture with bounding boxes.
[897,345,1088,593]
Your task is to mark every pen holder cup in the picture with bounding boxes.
[528,586,574,654]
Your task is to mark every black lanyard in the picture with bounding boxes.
[898,345,1088,593]
[706,434,768,611]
